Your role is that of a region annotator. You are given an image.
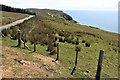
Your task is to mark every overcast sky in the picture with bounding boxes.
[1,0,120,11]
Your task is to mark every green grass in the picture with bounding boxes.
[0,11,29,26]
[48,20,119,45]
[2,9,119,78]
[27,15,119,48]
[58,39,118,78]
[2,35,118,78]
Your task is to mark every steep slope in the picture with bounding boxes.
[2,8,119,78]
[26,8,119,47]
[2,46,70,78]
[26,8,77,23]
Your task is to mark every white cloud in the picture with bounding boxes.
[1,0,119,11]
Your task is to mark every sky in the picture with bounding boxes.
[1,0,120,11]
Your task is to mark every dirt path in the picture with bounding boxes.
[0,15,35,31]
[2,46,63,78]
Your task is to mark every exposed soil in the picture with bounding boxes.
[2,46,63,78]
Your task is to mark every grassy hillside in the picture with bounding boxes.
[2,9,119,78]
[2,44,69,78]
[0,11,29,26]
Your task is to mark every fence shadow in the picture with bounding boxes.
[70,66,76,75]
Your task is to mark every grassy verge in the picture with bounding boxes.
[0,11,29,26]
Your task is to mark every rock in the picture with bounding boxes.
[84,72,87,75]
[84,70,90,75]
[86,70,90,73]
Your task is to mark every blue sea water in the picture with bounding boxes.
[64,10,118,33]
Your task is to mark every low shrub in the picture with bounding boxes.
[1,29,10,36]
[58,32,64,36]
[75,38,79,45]
[113,47,117,52]
[71,39,76,44]
[10,27,18,40]
[39,34,49,46]
[47,41,57,55]
[49,34,57,42]
[65,37,72,43]
[75,46,81,52]
[59,37,65,42]
[30,40,34,44]
[109,43,111,45]
[11,34,18,40]
[82,40,86,43]
[55,36,58,41]
[54,42,58,47]
[47,42,54,51]
[85,42,91,47]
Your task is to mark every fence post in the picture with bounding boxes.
[55,43,59,61]
[23,32,26,48]
[75,50,79,66]
[16,30,21,47]
[23,32,29,49]
[95,49,104,80]
[34,37,36,52]
[71,46,81,75]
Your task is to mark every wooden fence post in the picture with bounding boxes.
[70,66,76,75]
[55,43,59,61]
[23,32,26,48]
[23,32,29,49]
[34,37,36,52]
[16,30,21,47]
[95,49,104,80]
[75,50,79,66]
[71,46,81,75]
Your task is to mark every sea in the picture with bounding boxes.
[64,10,118,33]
